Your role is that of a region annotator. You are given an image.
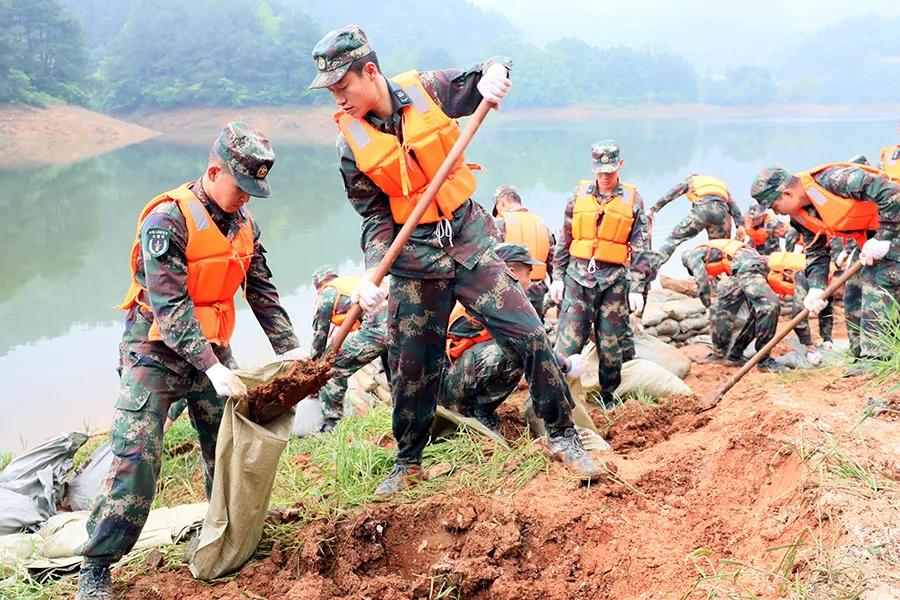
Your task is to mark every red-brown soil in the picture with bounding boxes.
[113,321,898,599]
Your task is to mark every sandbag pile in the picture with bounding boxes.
[641,289,710,346]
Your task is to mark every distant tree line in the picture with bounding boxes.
[1,0,896,111]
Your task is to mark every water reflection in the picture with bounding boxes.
[0,116,894,447]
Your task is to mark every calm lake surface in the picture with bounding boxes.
[1,114,894,449]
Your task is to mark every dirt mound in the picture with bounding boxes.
[599,394,710,451]
[113,335,899,599]
[0,104,158,168]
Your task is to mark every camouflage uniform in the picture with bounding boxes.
[681,245,718,310]
[650,176,743,265]
[709,248,780,361]
[751,165,900,358]
[79,125,299,570]
[553,145,651,399]
[439,313,524,425]
[739,211,786,255]
[318,305,388,421]
[310,280,352,360]
[319,35,575,466]
[440,243,567,426]
[493,207,554,319]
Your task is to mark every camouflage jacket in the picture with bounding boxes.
[650,179,743,223]
[120,180,299,376]
[791,166,900,288]
[493,207,556,281]
[742,215,786,255]
[337,58,511,280]
[310,289,387,360]
[681,244,766,307]
[552,180,651,290]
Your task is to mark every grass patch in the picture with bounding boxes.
[854,298,900,389]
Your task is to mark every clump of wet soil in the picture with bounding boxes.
[249,357,333,424]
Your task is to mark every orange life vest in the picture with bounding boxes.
[766,251,806,297]
[880,145,900,178]
[119,183,254,346]
[685,174,730,202]
[334,70,477,225]
[743,214,771,246]
[446,303,492,361]
[699,239,746,277]
[323,275,362,332]
[569,180,636,265]
[792,163,882,248]
[499,210,551,280]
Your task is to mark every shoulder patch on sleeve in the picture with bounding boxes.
[144,227,171,258]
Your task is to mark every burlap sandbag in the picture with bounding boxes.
[187,361,294,581]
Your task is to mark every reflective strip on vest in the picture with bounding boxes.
[346,119,371,149]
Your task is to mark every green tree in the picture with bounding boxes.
[0,0,87,104]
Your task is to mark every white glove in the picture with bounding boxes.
[835,249,849,269]
[806,349,822,367]
[476,63,511,106]
[860,238,890,266]
[352,275,388,313]
[281,347,307,361]
[565,354,587,379]
[205,362,247,398]
[803,287,828,315]
[550,280,565,305]
[628,292,644,313]
[821,340,834,351]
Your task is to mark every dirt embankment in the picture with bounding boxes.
[117,345,900,599]
[0,104,159,169]
[126,106,337,146]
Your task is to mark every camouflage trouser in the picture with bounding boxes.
[793,272,836,347]
[712,272,779,360]
[844,273,863,357]
[439,340,523,417]
[555,274,630,395]
[388,249,574,465]
[656,201,731,265]
[527,280,549,321]
[860,258,900,357]
[319,319,389,420]
[80,351,233,567]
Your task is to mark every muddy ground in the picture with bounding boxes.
[114,320,899,599]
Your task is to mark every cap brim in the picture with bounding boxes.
[308,64,351,90]
[592,163,621,174]
[233,170,271,198]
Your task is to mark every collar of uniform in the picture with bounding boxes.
[589,181,623,199]
[365,79,412,130]
[190,179,247,233]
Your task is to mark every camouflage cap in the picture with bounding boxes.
[212,122,275,198]
[847,154,871,166]
[496,243,543,267]
[592,140,621,173]
[311,265,338,288]
[747,203,765,219]
[491,184,521,216]
[749,167,792,210]
[308,25,373,90]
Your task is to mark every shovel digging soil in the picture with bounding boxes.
[248,354,335,424]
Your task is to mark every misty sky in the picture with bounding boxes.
[471,0,900,72]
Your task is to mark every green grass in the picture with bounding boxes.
[853,298,900,390]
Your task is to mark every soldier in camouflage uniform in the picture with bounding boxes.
[750,164,900,363]
[737,204,788,255]
[309,25,600,496]
[440,243,585,433]
[550,141,651,408]
[648,174,743,266]
[697,245,787,372]
[309,265,389,432]
[75,123,303,600]
[491,185,555,319]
